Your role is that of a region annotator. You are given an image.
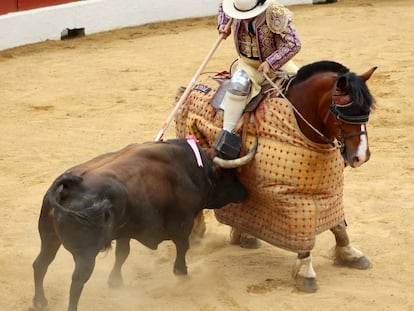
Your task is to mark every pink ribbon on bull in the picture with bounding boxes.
[186,135,203,167]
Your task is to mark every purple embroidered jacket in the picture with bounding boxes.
[218,2,301,71]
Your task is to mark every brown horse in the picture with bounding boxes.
[175,60,377,292]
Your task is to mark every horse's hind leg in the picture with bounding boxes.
[330,220,372,269]
[108,238,130,287]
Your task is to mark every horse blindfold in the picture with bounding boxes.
[329,102,369,124]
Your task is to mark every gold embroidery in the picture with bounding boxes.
[238,25,259,58]
[266,1,292,34]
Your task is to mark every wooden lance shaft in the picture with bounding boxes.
[154,19,233,142]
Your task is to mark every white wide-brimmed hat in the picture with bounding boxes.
[222,0,270,19]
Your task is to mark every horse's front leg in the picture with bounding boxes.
[330,220,372,269]
[292,252,318,293]
[189,211,206,244]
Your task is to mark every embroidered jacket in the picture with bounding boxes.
[218,1,301,70]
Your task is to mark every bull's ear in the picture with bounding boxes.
[359,66,377,81]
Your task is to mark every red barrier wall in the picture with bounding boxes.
[0,1,18,14]
[0,0,78,15]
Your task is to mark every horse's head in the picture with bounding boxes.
[287,61,376,168]
[328,67,377,167]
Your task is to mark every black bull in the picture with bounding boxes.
[32,138,256,311]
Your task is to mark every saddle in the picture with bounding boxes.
[210,70,294,113]
[177,70,296,158]
[207,70,295,159]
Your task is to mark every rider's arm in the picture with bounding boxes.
[265,4,301,71]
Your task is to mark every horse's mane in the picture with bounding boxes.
[291,60,375,112]
[292,60,350,85]
[346,72,376,113]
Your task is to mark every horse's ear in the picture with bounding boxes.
[336,75,348,91]
[359,66,378,81]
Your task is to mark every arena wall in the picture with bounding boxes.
[0,0,335,51]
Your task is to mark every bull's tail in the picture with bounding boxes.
[47,173,113,251]
[48,173,112,228]
[47,173,83,216]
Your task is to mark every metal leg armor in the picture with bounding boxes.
[213,69,251,159]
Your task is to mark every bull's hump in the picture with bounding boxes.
[68,144,142,175]
[68,142,182,176]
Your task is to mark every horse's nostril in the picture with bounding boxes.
[352,156,364,168]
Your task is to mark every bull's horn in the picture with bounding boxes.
[213,137,258,168]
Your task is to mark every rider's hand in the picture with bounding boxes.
[218,24,231,39]
[258,61,271,75]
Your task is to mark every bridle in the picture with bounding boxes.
[329,87,369,124]
[328,88,370,154]
[264,73,370,152]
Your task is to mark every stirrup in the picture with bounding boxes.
[213,130,241,160]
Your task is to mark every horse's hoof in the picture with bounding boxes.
[230,229,261,249]
[240,237,262,249]
[295,276,318,293]
[335,255,372,270]
[230,229,242,245]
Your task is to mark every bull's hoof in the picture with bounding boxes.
[108,273,124,288]
[173,266,188,276]
[294,276,318,293]
[335,255,372,270]
[108,268,124,288]
[33,296,48,310]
